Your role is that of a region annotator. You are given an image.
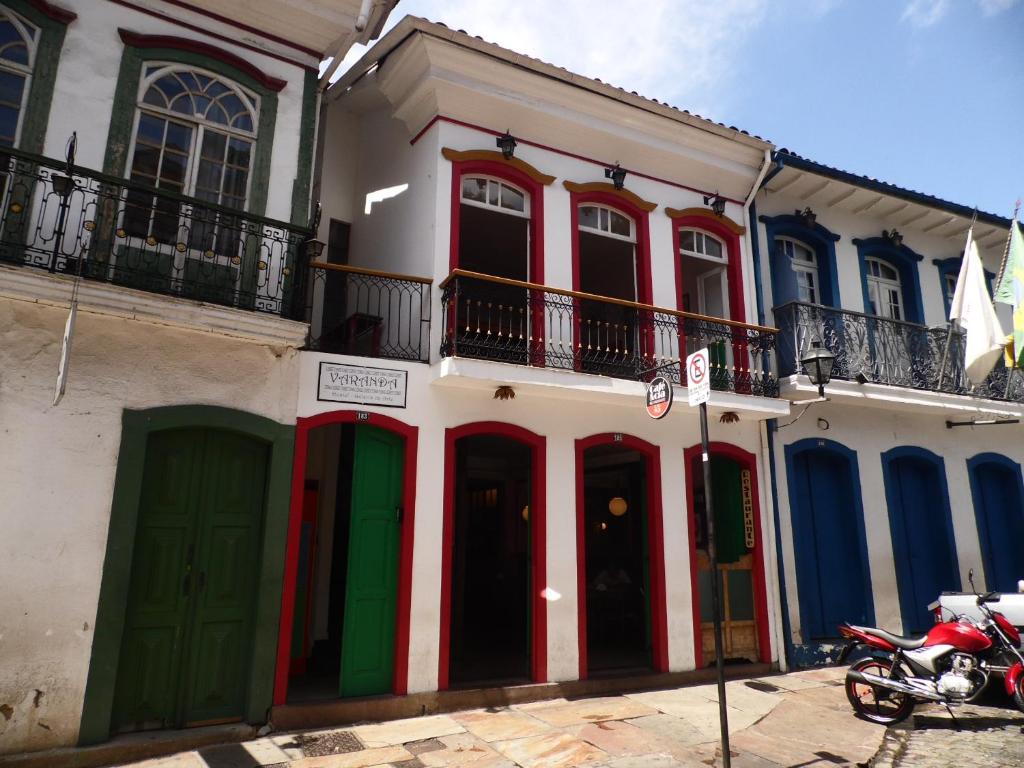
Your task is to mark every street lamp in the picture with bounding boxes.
[800,340,835,398]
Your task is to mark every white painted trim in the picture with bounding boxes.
[0,265,308,346]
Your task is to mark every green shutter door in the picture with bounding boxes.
[112,428,267,732]
[339,425,403,697]
[181,430,267,724]
[112,430,204,731]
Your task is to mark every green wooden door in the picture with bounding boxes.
[339,425,403,697]
[112,428,267,731]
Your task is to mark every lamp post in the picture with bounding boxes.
[800,340,835,398]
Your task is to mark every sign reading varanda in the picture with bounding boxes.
[317,362,408,408]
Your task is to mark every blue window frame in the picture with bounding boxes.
[853,237,925,324]
[760,213,841,309]
[933,257,995,317]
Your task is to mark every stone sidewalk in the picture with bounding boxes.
[111,666,890,768]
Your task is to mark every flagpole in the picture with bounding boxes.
[938,211,977,390]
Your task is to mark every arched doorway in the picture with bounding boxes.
[576,434,667,678]
[439,423,547,689]
[273,412,418,704]
[882,447,960,634]
[785,439,873,641]
[685,443,770,667]
[968,453,1024,592]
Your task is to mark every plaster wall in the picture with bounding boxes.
[0,296,300,753]
[771,401,1024,646]
[37,0,311,224]
[297,351,782,694]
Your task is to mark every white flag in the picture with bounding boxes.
[949,231,1004,385]
[52,301,77,406]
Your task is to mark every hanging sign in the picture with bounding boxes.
[318,362,407,408]
[686,347,711,406]
[741,469,755,549]
[645,375,673,419]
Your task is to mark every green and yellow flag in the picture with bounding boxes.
[994,220,1024,368]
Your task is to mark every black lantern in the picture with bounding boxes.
[800,340,835,398]
[605,163,626,190]
[883,228,903,247]
[703,193,726,217]
[796,207,816,227]
[496,130,517,160]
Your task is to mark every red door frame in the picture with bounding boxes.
[448,156,547,365]
[438,422,548,689]
[683,441,771,666]
[273,411,419,705]
[575,433,669,679]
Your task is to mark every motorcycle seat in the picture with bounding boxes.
[847,625,927,650]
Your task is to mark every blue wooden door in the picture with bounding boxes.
[789,447,872,639]
[885,452,960,634]
[970,458,1024,592]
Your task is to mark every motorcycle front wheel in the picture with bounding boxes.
[845,657,915,724]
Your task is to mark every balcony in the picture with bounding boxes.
[774,301,1024,403]
[306,262,431,362]
[0,147,310,318]
[439,270,779,397]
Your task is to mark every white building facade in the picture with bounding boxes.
[752,151,1023,665]
[0,0,394,755]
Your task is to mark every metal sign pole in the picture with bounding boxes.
[700,399,731,768]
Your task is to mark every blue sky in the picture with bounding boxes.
[338,0,1023,217]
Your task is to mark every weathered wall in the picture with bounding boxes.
[0,296,299,753]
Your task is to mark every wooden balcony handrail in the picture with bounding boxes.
[308,261,433,285]
[440,268,778,334]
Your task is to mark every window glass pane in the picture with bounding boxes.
[232,113,253,132]
[681,230,695,252]
[0,103,18,146]
[227,137,251,169]
[579,205,599,229]
[130,141,160,179]
[599,207,608,230]
[0,21,29,66]
[462,176,486,203]
[159,150,188,186]
[164,121,192,153]
[0,70,24,108]
[487,179,499,206]
[500,184,524,212]
[136,113,165,146]
[609,210,631,237]
[206,103,228,126]
[200,130,227,160]
[704,237,723,259]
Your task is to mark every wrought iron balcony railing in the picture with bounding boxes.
[306,262,431,362]
[774,301,1024,402]
[440,269,779,397]
[0,146,311,317]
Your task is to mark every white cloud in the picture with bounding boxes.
[901,0,952,26]
[332,0,769,120]
[978,0,1020,14]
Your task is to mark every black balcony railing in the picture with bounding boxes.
[306,262,431,362]
[440,270,779,397]
[0,146,311,317]
[774,301,1024,402]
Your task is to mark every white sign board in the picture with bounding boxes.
[318,362,407,408]
[686,348,711,407]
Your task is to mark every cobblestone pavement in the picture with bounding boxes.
[110,667,891,768]
[870,694,1024,768]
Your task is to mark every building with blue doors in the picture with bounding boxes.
[752,150,1024,665]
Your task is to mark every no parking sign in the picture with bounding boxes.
[686,348,710,407]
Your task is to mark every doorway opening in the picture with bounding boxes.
[687,445,767,667]
[448,434,533,686]
[580,441,658,676]
[968,454,1024,592]
[285,420,407,702]
[679,229,731,385]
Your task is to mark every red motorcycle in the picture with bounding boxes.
[837,585,1024,724]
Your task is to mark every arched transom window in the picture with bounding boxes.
[778,237,818,304]
[0,7,38,147]
[579,204,634,242]
[680,228,724,262]
[126,64,260,242]
[866,256,902,320]
[461,175,529,217]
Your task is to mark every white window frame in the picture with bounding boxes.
[578,203,636,243]
[778,236,819,304]
[0,7,39,149]
[679,227,726,264]
[866,256,903,320]
[460,174,530,219]
[126,63,260,211]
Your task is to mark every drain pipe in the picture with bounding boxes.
[745,150,794,671]
[320,0,376,89]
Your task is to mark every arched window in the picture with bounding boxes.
[461,175,529,219]
[578,203,638,297]
[0,7,38,147]
[679,228,728,317]
[125,64,260,243]
[865,256,902,320]
[778,237,818,304]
